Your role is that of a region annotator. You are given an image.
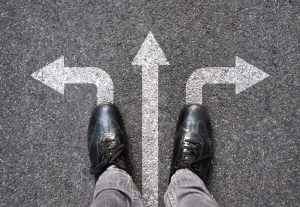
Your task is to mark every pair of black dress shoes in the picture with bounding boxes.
[88,104,213,183]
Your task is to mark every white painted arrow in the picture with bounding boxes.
[186,56,269,104]
[31,56,113,103]
[132,32,169,207]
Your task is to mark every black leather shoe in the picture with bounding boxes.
[88,103,129,181]
[170,104,213,183]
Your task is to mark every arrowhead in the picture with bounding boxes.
[235,56,270,94]
[132,32,169,66]
[31,56,66,94]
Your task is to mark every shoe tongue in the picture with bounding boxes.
[183,133,198,143]
[103,133,117,149]
[183,134,191,144]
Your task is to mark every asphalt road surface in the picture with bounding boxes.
[1,0,299,206]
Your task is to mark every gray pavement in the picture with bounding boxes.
[1,0,299,206]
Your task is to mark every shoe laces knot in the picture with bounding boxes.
[178,133,212,173]
[90,133,124,175]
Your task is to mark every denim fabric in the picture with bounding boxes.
[91,167,218,207]
[164,169,219,207]
[91,166,144,207]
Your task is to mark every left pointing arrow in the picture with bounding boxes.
[31,56,114,103]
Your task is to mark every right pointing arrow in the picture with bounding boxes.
[186,56,270,104]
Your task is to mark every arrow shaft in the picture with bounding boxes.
[132,32,169,207]
[186,67,236,104]
[142,64,159,207]
[197,67,237,84]
[186,57,269,104]
[64,67,113,104]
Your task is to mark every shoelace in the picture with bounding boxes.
[178,138,213,173]
[90,138,124,175]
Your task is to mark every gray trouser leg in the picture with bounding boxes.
[91,166,144,207]
[164,169,219,207]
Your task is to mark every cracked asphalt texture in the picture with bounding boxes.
[1,0,299,206]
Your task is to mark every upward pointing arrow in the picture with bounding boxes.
[31,56,114,104]
[186,56,270,104]
[132,32,169,66]
[132,32,169,207]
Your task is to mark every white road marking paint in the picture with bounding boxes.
[31,56,113,103]
[186,56,269,104]
[132,32,169,207]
